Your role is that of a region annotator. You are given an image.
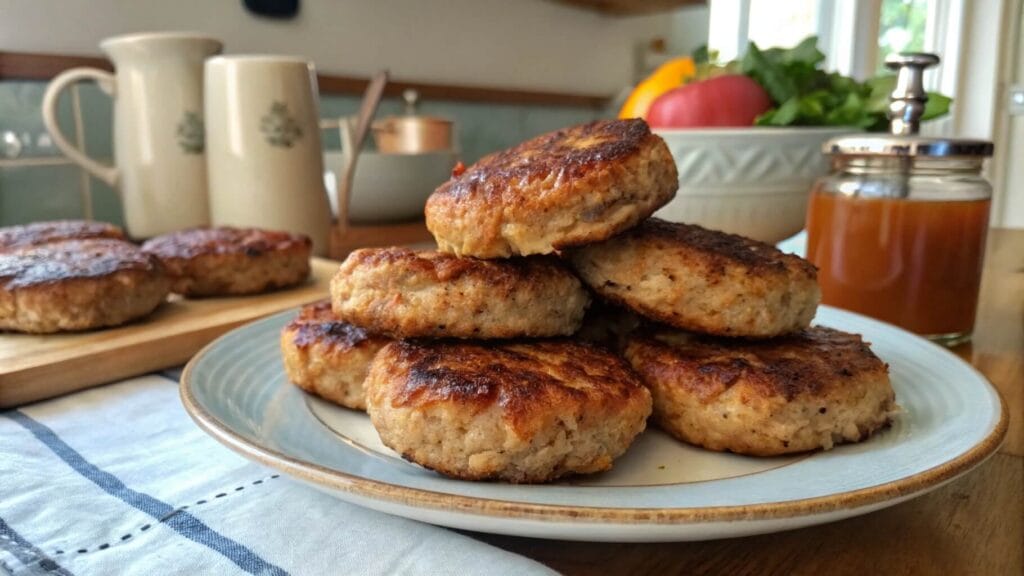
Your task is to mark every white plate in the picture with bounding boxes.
[180,306,1006,542]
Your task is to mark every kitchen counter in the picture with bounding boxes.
[474,228,1024,576]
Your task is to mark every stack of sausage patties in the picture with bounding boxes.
[280,118,897,484]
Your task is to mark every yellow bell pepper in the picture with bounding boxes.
[618,57,697,120]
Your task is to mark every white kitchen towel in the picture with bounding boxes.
[0,375,556,576]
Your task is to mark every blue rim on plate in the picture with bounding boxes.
[180,305,1006,541]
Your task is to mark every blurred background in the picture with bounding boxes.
[0,0,1020,229]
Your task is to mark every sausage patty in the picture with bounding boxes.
[280,300,390,411]
[425,119,678,258]
[623,326,897,456]
[365,339,652,483]
[330,247,589,339]
[0,239,168,333]
[568,219,820,338]
[142,227,311,297]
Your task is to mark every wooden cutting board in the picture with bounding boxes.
[0,257,339,408]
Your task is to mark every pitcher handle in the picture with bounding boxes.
[42,67,119,187]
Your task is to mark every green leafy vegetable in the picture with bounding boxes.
[690,36,952,131]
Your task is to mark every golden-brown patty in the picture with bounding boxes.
[569,219,820,338]
[142,227,311,297]
[0,239,168,333]
[0,220,124,251]
[330,247,589,339]
[624,326,897,456]
[365,339,652,483]
[280,300,390,411]
[425,119,678,258]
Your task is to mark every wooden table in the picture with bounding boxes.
[475,229,1024,576]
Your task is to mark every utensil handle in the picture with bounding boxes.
[42,67,119,187]
[335,71,389,234]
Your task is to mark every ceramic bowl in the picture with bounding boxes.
[653,127,857,243]
[324,150,457,224]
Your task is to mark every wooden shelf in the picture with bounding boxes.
[0,51,609,109]
[550,0,705,16]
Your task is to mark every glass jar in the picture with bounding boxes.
[806,53,994,346]
[807,155,992,345]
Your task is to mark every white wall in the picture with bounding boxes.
[0,0,697,95]
[996,1,1024,227]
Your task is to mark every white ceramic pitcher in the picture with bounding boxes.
[204,56,332,255]
[42,32,223,238]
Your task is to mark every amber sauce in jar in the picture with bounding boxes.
[806,188,989,336]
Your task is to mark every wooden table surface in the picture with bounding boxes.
[474,228,1024,576]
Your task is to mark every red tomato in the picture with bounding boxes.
[646,75,773,128]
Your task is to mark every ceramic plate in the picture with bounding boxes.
[180,306,1006,542]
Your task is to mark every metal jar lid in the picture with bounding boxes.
[825,53,993,158]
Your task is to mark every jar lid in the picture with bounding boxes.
[825,136,993,157]
[826,53,993,158]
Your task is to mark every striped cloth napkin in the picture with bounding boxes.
[0,374,555,576]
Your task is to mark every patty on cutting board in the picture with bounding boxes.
[142,226,311,297]
[0,238,168,333]
[0,220,124,251]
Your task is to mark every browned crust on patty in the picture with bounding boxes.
[0,220,124,251]
[384,339,646,439]
[141,226,311,259]
[624,326,896,456]
[280,300,389,410]
[635,218,818,279]
[439,119,655,187]
[339,246,570,286]
[569,219,820,338]
[142,227,312,296]
[0,239,161,289]
[425,119,678,257]
[285,300,385,352]
[367,339,652,482]
[0,239,168,333]
[331,247,589,339]
[626,326,888,402]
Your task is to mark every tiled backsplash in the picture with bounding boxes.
[0,80,603,228]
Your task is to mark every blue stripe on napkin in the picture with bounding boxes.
[4,411,288,576]
[0,515,74,576]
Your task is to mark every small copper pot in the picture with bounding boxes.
[372,115,452,154]
[372,88,454,154]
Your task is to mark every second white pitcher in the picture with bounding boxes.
[204,56,332,255]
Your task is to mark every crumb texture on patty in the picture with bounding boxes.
[330,247,589,339]
[624,326,897,456]
[569,218,820,338]
[0,220,124,251]
[425,119,678,258]
[0,239,168,333]
[365,339,652,483]
[280,300,389,411]
[142,226,311,296]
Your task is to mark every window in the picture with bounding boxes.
[877,0,929,74]
[747,0,820,51]
[708,0,959,85]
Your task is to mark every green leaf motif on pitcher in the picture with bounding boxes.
[260,101,303,148]
[176,111,205,154]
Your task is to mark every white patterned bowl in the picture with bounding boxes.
[653,127,858,243]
